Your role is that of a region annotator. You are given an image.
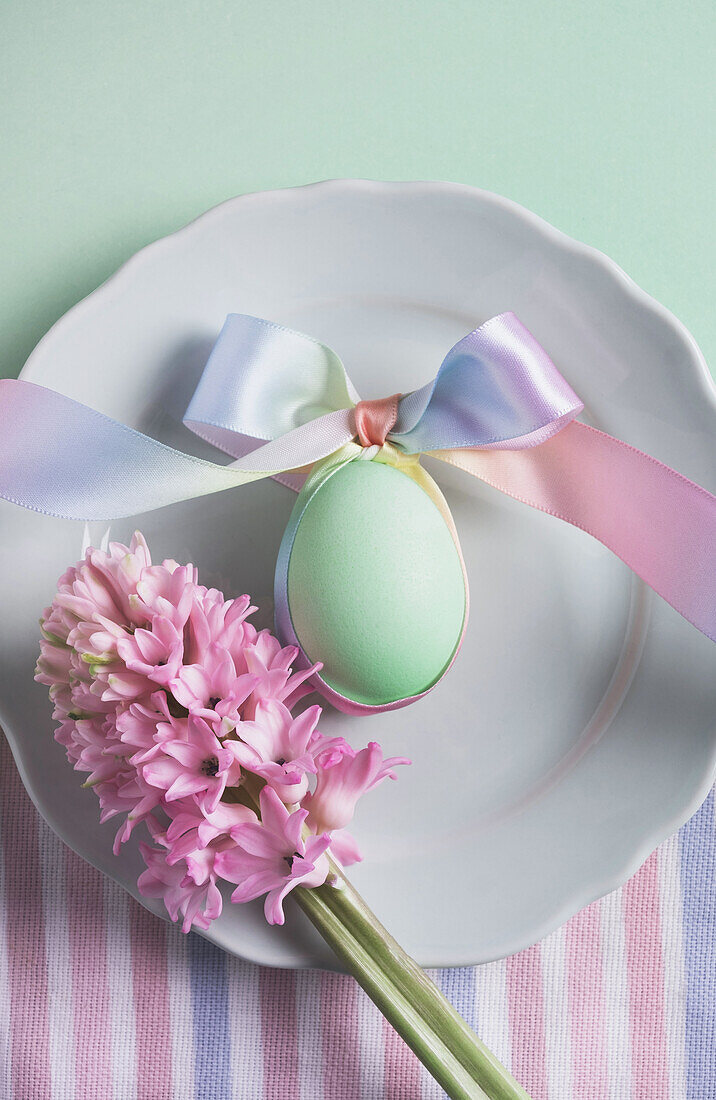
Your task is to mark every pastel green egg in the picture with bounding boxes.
[279,458,467,710]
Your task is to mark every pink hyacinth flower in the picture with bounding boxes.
[138,842,222,932]
[304,742,410,834]
[130,562,198,629]
[240,632,319,716]
[140,714,241,812]
[226,699,322,804]
[115,616,184,687]
[169,641,256,724]
[215,786,331,925]
[115,691,180,762]
[327,829,363,867]
[182,592,256,666]
[54,535,151,629]
[164,798,258,863]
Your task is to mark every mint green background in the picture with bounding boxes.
[1,1,713,381]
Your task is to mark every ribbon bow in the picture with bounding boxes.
[0,313,714,641]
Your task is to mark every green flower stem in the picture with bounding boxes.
[294,864,531,1100]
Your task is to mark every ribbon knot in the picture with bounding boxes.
[353,394,401,448]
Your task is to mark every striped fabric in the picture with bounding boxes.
[1,732,714,1100]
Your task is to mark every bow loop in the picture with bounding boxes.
[184,314,359,460]
[390,313,584,453]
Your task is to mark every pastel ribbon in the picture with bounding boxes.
[0,312,714,641]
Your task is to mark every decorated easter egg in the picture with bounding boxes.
[274,455,467,713]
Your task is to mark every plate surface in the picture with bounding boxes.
[1,180,714,968]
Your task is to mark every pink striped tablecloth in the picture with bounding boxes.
[1,731,714,1100]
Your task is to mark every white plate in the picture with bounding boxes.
[1,181,714,969]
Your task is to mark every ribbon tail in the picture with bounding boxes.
[431,420,716,642]
[0,380,355,521]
